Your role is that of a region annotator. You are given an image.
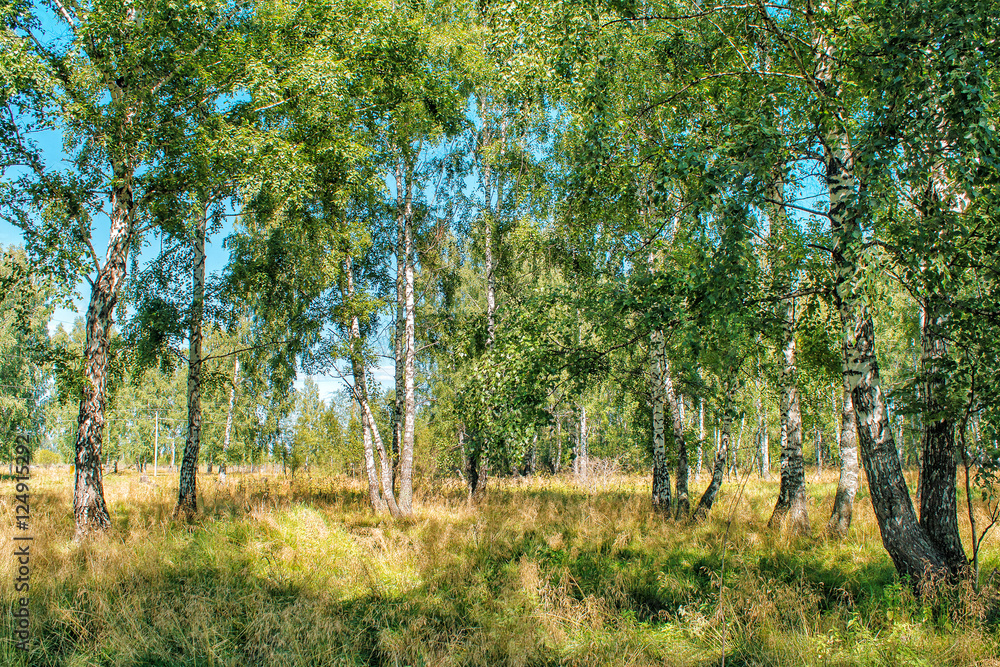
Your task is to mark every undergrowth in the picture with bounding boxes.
[1,469,998,666]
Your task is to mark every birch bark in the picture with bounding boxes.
[693,382,735,521]
[176,204,207,519]
[650,329,671,513]
[393,156,416,516]
[664,362,689,517]
[828,379,859,536]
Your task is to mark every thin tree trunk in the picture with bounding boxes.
[815,428,823,477]
[697,397,704,479]
[528,433,537,475]
[153,412,159,477]
[756,379,771,479]
[362,396,400,517]
[693,382,735,521]
[176,204,207,520]
[393,156,416,516]
[345,255,392,515]
[664,361,688,518]
[466,436,487,499]
[828,379,860,537]
[650,329,671,513]
[770,296,809,532]
[577,404,588,481]
[220,356,239,484]
[768,164,809,533]
[482,125,498,349]
[393,164,405,495]
[733,415,745,476]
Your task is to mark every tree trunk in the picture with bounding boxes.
[176,204,207,520]
[555,418,562,473]
[344,255,393,515]
[466,437,487,499]
[732,415,745,476]
[153,412,159,477]
[527,433,537,475]
[828,379,860,537]
[576,404,588,481]
[756,379,772,479]
[823,127,952,581]
[918,297,967,573]
[664,361,689,518]
[394,157,417,516]
[73,161,136,537]
[693,383,735,521]
[815,428,823,476]
[482,138,498,349]
[649,329,671,513]
[770,296,809,533]
[696,397,704,479]
[219,356,239,484]
[768,163,809,533]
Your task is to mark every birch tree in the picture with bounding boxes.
[3,0,235,536]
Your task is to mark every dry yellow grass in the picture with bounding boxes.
[0,466,998,666]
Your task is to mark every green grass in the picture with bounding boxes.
[1,468,998,666]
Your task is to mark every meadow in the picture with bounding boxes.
[1,466,999,667]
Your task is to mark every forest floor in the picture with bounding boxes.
[1,466,999,666]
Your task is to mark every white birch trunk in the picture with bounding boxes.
[176,203,207,519]
[649,329,671,512]
[664,361,688,517]
[393,156,417,516]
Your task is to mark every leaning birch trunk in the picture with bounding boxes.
[664,361,689,518]
[359,398,401,518]
[693,383,735,521]
[73,162,135,536]
[828,379,859,536]
[176,204,207,519]
[785,0,954,585]
[820,99,950,582]
[219,356,239,484]
[649,329,671,513]
[345,255,392,515]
